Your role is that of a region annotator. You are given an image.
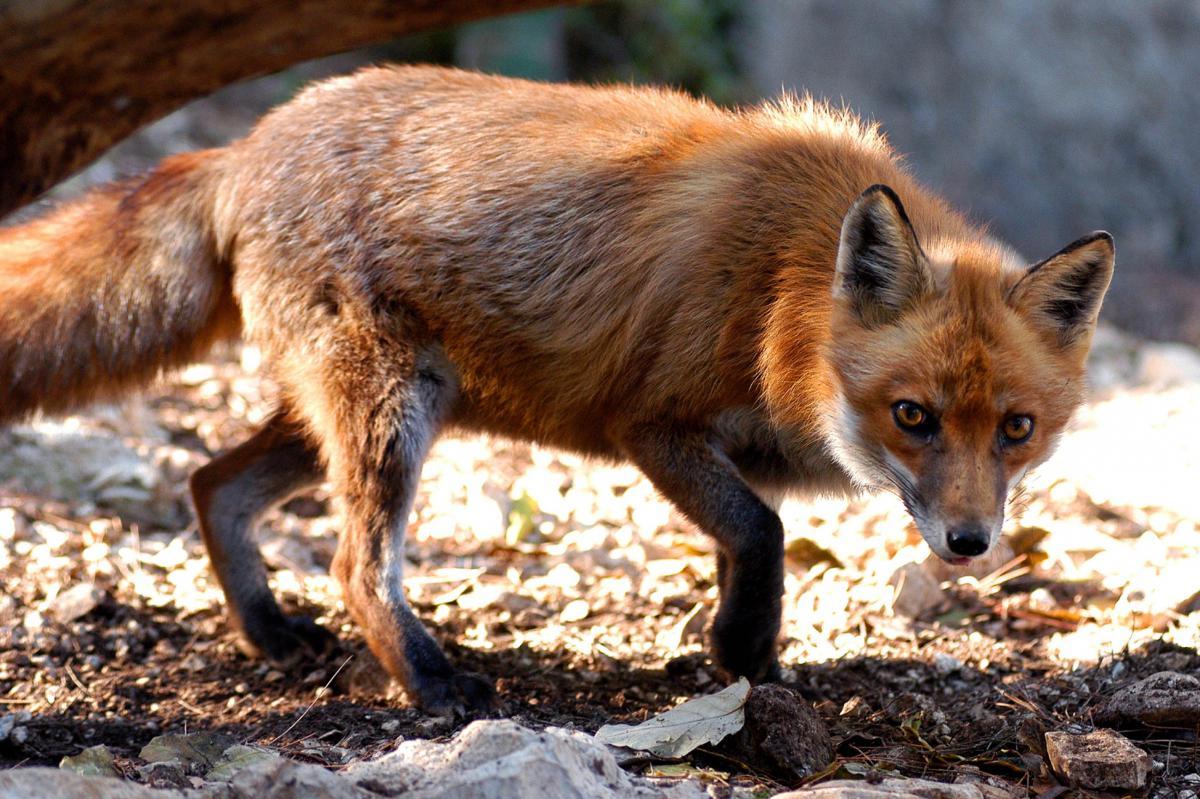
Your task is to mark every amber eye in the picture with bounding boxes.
[892,401,936,436]
[1001,415,1034,443]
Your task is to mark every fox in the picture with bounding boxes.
[0,65,1114,715]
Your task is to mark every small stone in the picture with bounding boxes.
[933,653,962,675]
[1045,729,1151,790]
[559,599,590,622]
[0,715,14,741]
[887,562,943,618]
[50,583,102,622]
[1097,671,1200,726]
[59,745,119,778]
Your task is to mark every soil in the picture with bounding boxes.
[1,340,1199,795]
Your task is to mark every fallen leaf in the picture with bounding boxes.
[785,537,842,569]
[505,492,539,546]
[1009,526,1051,556]
[644,763,729,780]
[595,678,750,757]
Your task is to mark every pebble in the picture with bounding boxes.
[559,599,590,622]
[49,583,102,622]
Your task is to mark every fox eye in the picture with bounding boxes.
[1001,415,1034,444]
[892,401,936,436]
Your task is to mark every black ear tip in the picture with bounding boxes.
[1091,230,1115,250]
[859,183,902,206]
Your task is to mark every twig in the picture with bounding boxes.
[266,655,353,746]
[64,661,91,695]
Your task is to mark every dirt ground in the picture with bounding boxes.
[2,331,1200,795]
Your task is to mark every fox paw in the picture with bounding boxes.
[712,612,780,684]
[239,615,339,666]
[408,670,497,717]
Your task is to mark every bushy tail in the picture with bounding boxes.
[0,149,240,424]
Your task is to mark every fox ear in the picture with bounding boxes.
[834,184,932,326]
[1009,232,1114,347]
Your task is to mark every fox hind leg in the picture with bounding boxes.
[190,411,336,665]
[300,339,494,715]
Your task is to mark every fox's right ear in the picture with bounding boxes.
[834,184,932,327]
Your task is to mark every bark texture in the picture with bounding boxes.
[0,0,564,217]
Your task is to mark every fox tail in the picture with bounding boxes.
[0,150,239,425]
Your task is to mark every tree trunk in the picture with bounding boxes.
[0,0,564,217]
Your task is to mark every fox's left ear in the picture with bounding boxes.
[1009,232,1115,347]
[834,184,933,327]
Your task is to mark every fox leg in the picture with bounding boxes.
[301,344,494,715]
[618,424,785,682]
[190,412,335,664]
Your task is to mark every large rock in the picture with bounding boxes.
[0,721,706,799]
[0,768,174,799]
[344,720,705,799]
[1096,671,1200,727]
[1045,729,1152,790]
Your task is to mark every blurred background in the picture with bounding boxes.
[37,0,1200,344]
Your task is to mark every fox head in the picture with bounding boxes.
[823,184,1114,562]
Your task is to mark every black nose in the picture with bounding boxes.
[946,524,990,557]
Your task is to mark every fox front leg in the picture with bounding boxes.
[618,423,785,682]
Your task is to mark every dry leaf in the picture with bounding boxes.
[595,678,749,757]
[785,537,842,569]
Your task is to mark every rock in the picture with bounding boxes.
[719,684,834,780]
[49,582,103,622]
[932,653,962,676]
[140,731,237,774]
[344,719,706,799]
[0,715,14,742]
[773,776,1016,798]
[0,768,176,799]
[559,598,590,623]
[887,562,943,618]
[59,745,119,778]
[137,761,190,790]
[1045,729,1152,790]
[206,745,282,782]
[227,757,367,798]
[1096,671,1200,726]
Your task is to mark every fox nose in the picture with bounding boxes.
[946,524,990,557]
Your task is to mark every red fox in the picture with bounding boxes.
[0,66,1113,714]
